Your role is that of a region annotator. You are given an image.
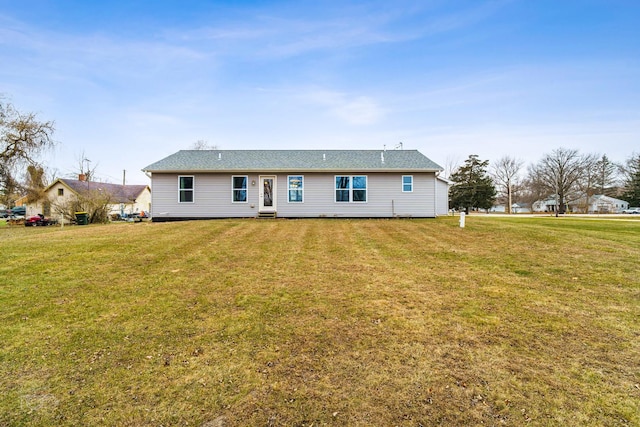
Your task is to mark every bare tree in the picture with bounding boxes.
[1,96,55,206]
[570,153,598,213]
[442,155,461,180]
[528,148,590,215]
[491,156,524,214]
[51,187,112,224]
[593,154,620,197]
[73,150,98,181]
[191,140,218,150]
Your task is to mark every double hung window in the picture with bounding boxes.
[232,176,248,202]
[288,176,304,202]
[179,176,194,203]
[402,175,413,192]
[335,175,367,202]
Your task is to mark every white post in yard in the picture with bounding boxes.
[459,211,466,228]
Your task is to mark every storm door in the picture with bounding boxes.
[259,176,277,212]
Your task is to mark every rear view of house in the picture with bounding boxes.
[143,150,448,220]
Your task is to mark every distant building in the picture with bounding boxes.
[22,175,151,222]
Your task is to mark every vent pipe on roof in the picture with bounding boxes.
[323,153,326,161]
[218,153,222,160]
[381,152,385,164]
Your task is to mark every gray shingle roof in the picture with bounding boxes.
[59,179,148,203]
[143,150,442,172]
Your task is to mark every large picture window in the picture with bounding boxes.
[179,176,194,203]
[402,175,413,192]
[288,175,304,202]
[335,175,367,202]
[232,176,248,202]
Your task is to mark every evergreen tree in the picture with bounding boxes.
[621,153,640,206]
[449,155,496,213]
[593,154,619,197]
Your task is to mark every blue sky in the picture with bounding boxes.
[1,0,639,184]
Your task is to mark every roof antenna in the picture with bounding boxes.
[395,142,403,150]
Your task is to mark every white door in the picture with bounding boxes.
[259,176,277,212]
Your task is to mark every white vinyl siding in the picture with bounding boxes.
[150,172,438,219]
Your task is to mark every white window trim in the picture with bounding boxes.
[287,175,304,203]
[178,175,195,203]
[335,175,368,203]
[402,175,413,193]
[231,175,249,203]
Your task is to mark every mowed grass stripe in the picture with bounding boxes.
[0,217,638,426]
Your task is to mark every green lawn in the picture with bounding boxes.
[1,217,639,426]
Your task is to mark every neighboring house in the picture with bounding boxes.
[532,196,575,213]
[142,150,447,220]
[23,176,151,221]
[569,195,629,213]
[490,203,531,213]
[533,194,629,214]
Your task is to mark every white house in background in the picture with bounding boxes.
[533,194,629,214]
[570,195,629,213]
[490,203,531,213]
[22,176,151,221]
[142,149,448,220]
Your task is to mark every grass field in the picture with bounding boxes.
[1,216,639,426]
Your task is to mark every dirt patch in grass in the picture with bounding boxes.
[1,218,639,425]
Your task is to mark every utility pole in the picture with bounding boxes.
[507,176,512,214]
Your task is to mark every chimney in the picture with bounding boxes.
[78,173,86,182]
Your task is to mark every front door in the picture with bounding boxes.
[259,176,277,212]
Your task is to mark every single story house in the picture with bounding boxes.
[142,149,448,220]
[22,176,151,221]
[570,195,629,214]
[490,203,531,214]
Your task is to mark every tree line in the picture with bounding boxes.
[449,149,640,214]
[2,95,639,217]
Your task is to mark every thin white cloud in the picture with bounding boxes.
[302,89,385,125]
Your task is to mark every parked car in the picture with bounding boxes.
[622,207,640,214]
[12,206,26,216]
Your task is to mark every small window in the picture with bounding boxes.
[179,176,194,203]
[232,176,248,202]
[288,176,304,202]
[335,175,367,203]
[402,175,413,192]
[58,188,64,196]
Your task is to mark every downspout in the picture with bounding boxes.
[434,172,438,217]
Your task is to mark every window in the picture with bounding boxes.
[58,188,64,196]
[288,176,304,202]
[232,176,248,202]
[335,175,367,202]
[402,175,413,192]
[179,176,194,203]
